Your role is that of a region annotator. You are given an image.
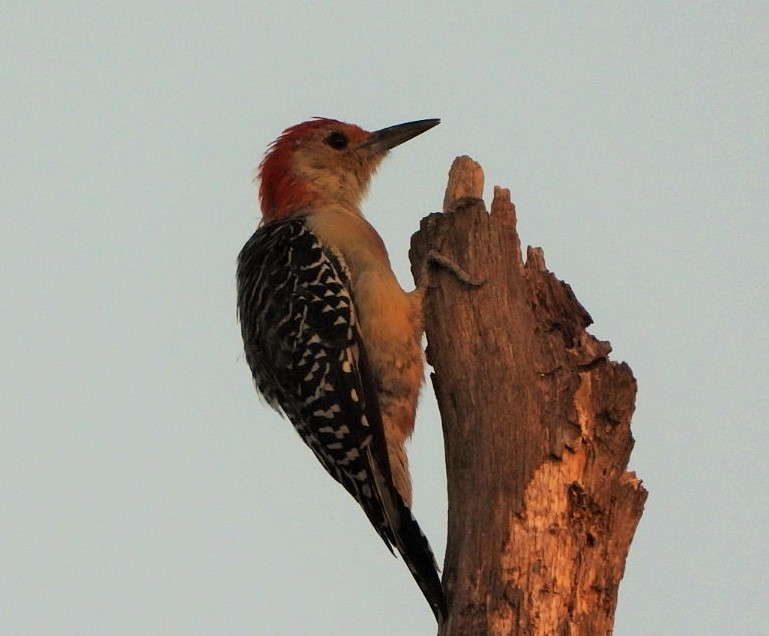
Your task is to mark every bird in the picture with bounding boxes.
[236,117,446,621]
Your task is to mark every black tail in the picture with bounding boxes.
[362,446,446,622]
[390,492,447,623]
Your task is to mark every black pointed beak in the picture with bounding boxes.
[361,118,440,155]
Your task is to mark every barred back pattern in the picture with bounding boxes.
[237,218,446,621]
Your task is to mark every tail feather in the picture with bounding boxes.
[390,492,447,623]
[365,446,446,622]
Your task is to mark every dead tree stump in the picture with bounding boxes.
[409,157,647,636]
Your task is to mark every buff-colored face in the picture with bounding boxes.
[285,122,384,210]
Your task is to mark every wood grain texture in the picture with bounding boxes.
[410,157,647,635]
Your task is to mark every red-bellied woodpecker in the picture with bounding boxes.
[237,117,446,620]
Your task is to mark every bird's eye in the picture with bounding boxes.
[325,131,348,150]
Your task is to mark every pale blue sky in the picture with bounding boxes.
[2,2,768,635]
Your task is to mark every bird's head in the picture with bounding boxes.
[258,117,440,223]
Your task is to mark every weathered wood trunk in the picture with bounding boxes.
[409,157,647,636]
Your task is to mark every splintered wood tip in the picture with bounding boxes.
[443,156,484,212]
[490,185,517,227]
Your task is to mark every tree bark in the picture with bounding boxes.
[409,157,647,636]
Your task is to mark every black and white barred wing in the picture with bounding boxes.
[237,219,395,538]
[237,218,446,621]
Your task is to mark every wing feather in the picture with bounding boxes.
[237,218,445,620]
